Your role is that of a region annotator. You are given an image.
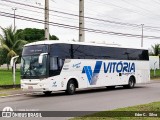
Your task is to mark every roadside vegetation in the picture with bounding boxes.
[0,94,8,97]
[150,69,160,79]
[0,68,20,85]
[0,26,59,68]
[0,26,28,70]
[72,102,160,120]
[0,25,59,86]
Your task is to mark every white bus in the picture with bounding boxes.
[20,40,150,95]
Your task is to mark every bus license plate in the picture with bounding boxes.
[28,86,33,90]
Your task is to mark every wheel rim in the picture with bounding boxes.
[129,80,134,87]
[70,83,75,92]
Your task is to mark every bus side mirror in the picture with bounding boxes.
[39,53,48,64]
[10,56,19,67]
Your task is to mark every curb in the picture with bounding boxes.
[0,84,20,89]
[0,93,33,98]
[1,94,24,98]
[150,80,160,83]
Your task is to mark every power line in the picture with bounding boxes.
[0,3,153,33]
[0,0,146,28]
[0,4,143,33]
[88,0,160,26]
[2,2,160,33]
[88,0,150,17]
[1,11,160,39]
[120,0,160,17]
[2,0,160,31]
[0,3,79,24]
[2,0,160,37]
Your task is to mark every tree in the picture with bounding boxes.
[16,28,59,43]
[0,26,27,69]
[50,35,59,40]
[151,44,160,56]
[0,48,7,66]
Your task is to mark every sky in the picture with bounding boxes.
[0,0,160,50]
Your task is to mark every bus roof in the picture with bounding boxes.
[24,40,148,50]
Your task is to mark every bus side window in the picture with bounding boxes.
[58,59,64,69]
[50,57,58,70]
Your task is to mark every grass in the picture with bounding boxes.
[72,102,160,120]
[0,68,20,85]
[0,93,8,96]
[0,88,20,91]
[150,69,160,79]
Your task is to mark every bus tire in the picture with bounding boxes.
[124,76,135,89]
[66,80,76,95]
[43,91,52,95]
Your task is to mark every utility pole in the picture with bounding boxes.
[12,8,17,29]
[44,0,49,40]
[141,24,144,47]
[79,0,85,42]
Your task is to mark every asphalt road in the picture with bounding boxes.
[0,80,160,119]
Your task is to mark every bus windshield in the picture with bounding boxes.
[21,45,48,79]
[21,55,47,78]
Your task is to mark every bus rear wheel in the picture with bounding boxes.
[124,77,135,89]
[66,80,76,95]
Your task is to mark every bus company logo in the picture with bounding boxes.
[72,62,81,68]
[82,61,135,85]
[82,61,102,85]
[52,81,57,87]
[2,106,13,118]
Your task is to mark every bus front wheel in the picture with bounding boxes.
[66,80,76,95]
[43,91,52,95]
